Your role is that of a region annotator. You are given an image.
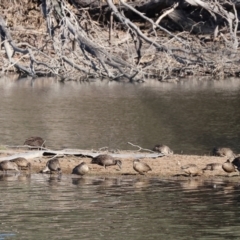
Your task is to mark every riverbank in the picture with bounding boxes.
[1,0,240,81]
[0,149,236,178]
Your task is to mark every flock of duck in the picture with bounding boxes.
[180,147,240,177]
[0,137,240,177]
[0,154,152,176]
[0,137,154,176]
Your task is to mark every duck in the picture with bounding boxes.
[202,163,222,171]
[222,159,238,176]
[72,162,89,176]
[46,158,62,175]
[0,160,19,173]
[91,154,122,169]
[10,158,31,170]
[231,157,240,171]
[181,164,203,177]
[152,144,173,155]
[212,147,235,158]
[24,136,45,149]
[133,159,152,175]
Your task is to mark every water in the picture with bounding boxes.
[0,75,240,154]
[1,76,240,239]
[0,174,240,239]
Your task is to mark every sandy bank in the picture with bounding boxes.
[0,149,237,178]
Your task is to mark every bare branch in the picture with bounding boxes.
[127,142,160,154]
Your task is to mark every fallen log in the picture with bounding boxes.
[0,149,165,162]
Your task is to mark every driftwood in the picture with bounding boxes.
[0,149,165,162]
[0,0,240,81]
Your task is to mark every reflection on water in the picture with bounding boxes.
[0,174,240,239]
[0,76,240,155]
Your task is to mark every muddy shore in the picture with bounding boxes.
[0,149,238,179]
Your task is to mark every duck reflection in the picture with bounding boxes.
[71,176,123,189]
[71,176,151,192]
[133,179,150,192]
[0,173,19,181]
[180,179,204,191]
[18,174,31,182]
[0,173,31,182]
[93,177,121,188]
[72,177,94,186]
[47,175,62,186]
[100,177,121,188]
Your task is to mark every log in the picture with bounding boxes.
[0,149,165,162]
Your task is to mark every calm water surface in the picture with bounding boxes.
[0,174,240,239]
[0,76,240,154]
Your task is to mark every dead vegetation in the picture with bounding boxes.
[0,0,240,82]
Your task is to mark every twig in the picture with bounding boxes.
[154,3,179,30]
[109,12,113,44]
[98,147,109,151]
[118,0,187,48]
[107,0,187,64]
[4,145,48,151]
[127,142,156,153]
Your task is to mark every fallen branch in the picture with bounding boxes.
[128,142,161,154]
[1,0,240,80]
[4,144,48,150]
[0,149,164,162]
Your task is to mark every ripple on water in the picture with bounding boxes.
[0,174,240,239]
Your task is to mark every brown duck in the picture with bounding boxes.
[212,147,235,158]
[10,158,31,170]
[91,154,122,169]
[152,144,173,155]
[181,164,203,177]
[72,162,89,176]
[133,159,152,175]
[0,160,19,173]
[222,159,238,176]
[231,157,240,171]
[24,136,45,149]
[46,158,62,174]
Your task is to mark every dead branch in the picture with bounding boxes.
[186,0,238,49]
[153,3,179,30]
[0,149,165,162]
[127,142,160,154]
[1,0,240,80]
[4,145,48,150]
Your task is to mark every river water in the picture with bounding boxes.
[1,76,240,239]
[0,76,240,155]
[0,174,240,240]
